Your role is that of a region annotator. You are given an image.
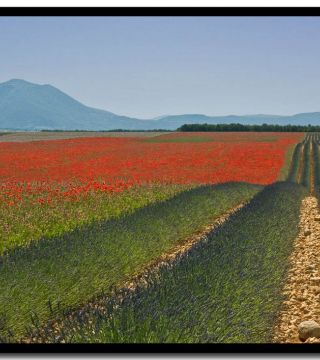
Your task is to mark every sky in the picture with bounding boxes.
[1,16,320,119]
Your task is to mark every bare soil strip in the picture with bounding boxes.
[23,202,245,343]
[0,131,169,142]
[273,196,320,343]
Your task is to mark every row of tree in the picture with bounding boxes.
[177,123,320,132]
[39,124,320,133]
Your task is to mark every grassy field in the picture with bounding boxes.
[0,131,169,142]
[32,182,306,344]
[0,131,301,257]
[287,142,303,183]
[0,183,191,255]
[314,135,320,194]
[144,132,283,143]
[277,143,298,181]
[0,182,260,341]
[0,131,307,343]
[301,139,311,189]
[288,133,319,192]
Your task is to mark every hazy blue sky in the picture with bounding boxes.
[1,16,320,118]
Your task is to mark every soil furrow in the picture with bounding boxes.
[23,201,246,343]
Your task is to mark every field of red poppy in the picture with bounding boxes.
[0,131,306,343]
[0,131,302,200]
[0,132,301,253]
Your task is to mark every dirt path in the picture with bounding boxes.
[23,202,246,343]
[273,196,320,343]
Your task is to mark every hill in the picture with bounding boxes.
[0,79,147,131]
[1,79,320,130]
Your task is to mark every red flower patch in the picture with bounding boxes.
[0,132,303,204]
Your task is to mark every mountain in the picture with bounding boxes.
[1,79,320,131]
[0,79,148,131]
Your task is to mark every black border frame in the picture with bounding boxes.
[1,7,320,353]
[1,7,320,16]
[1,343,320,353]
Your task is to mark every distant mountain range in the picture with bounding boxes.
[1,79,320,131]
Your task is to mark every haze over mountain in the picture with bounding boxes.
[0,79,147,131]
[1,79,320,131]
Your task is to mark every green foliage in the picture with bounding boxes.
[313,140,320,195]
[178,123,318,132]
[0,182,260,340]
[288,133,320,193]
[301,142,311,188]
[277,143,296,181]
[45,182,306,344]
[0,184,190,255]
[287,143,303,182]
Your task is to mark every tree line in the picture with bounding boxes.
[177,123,320,132]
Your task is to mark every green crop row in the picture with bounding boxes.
[0,182,260,341]
[314,141,320,194]
[287,143,303,183]
[277,143,297,181]
[300,141,311,189]
[0,183,191,255]
[39,182,306,344]
[288,133,320,193]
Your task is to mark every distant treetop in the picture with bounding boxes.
[177,123,319,132]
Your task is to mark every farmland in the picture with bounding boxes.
[0,131,313,343]
[0,132,301,254]
[0,131,169,142]
[37,182,306,343]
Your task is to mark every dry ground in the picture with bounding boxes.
[0,131,169,142]
[273,196,320,343]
